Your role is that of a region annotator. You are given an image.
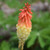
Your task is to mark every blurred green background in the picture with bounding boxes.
[0,0,50,50]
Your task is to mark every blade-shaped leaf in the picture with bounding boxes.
[38,36,46,48]
[27,33,37,48]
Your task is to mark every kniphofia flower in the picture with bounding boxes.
[16,2,32,50]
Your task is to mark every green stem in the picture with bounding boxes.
[18,41,24,50]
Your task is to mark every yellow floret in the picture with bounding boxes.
[16,24,31,50]
[16,24,31,41]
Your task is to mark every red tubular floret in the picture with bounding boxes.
[18,3,32,27]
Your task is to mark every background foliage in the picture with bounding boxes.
[0,0,50,50]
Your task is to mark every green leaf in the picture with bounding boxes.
[48,46,50,50]
[11,48,18,50]
[27,33,37,48]
[40,27,50,40]
[9,36,17,41]
[0,46,2,50]
[38,36,46,48]
[2,25,8,30]
[1,41,10,50]
[0,36,4,39]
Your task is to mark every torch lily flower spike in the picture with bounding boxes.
[16,2,32,50]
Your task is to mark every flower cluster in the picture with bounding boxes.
[16,3,32,50]
[18,2,32,27]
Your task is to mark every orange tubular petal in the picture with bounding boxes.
[26,12,32,19]
[18,2,32,27]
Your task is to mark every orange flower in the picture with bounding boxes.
[16,2,32,50]
[18,2,32,27]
